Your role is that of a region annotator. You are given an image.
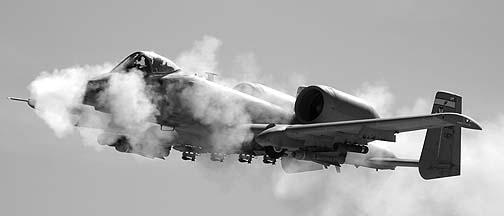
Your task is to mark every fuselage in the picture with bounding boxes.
[78,51,397,168]
[152,73,397,169]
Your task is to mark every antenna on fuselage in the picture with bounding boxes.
[205,72,218,81]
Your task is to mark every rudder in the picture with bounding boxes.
[419,91,462,180]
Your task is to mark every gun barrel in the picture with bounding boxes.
[7,97,29,102]
[7,97,35,108]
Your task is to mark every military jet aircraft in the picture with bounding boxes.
[9,51,482,180]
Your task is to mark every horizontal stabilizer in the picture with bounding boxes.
[368,157,419,168]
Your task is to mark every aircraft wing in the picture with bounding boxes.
[255,113,481,143]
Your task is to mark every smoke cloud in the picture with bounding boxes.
[28,64,112,137]
[176,77,255,152]
[354,81,395,117]
[172,37,262,152]
[28,64,173,158]
[229,52,306,96]
[102,70,157,132]
[28,35,282,157]
[98,70,173,157]
[172,36,298,153]
[176,35,222,76]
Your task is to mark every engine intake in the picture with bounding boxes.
[294,85,379,123]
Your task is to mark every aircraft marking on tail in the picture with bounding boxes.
[434,98,456,108]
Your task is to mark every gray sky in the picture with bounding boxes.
[1,1,503,216]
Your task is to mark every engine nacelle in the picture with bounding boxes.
[233,82,296,110]
[294,85,379,123]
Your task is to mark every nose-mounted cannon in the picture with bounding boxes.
[7,97,36,109]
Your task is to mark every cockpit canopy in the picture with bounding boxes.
[111,51,180,76]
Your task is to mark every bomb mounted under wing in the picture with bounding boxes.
[9,51,482,180]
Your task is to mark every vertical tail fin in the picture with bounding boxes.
[419,91,462,180]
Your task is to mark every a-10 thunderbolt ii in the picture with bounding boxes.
[10,51,482,180]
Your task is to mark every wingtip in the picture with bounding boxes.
[473,121,483,131]
[463,115,483,130]
[459,114,483,130]
[439,113,483,130]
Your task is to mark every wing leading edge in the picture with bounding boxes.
[255,112,481,144]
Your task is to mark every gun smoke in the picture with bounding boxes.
[28,64,173,157]
[27,36,290,158]
[28,64,112,137]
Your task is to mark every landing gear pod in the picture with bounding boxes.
[262,155,276,165]
[182,151,197,161]
[238,154,253,164]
